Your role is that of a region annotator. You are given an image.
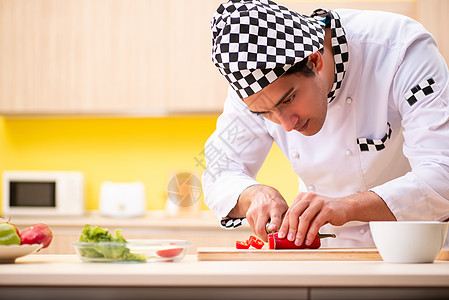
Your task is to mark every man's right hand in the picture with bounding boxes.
[228,184,289,241]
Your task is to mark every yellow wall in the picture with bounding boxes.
[0,116,298,213]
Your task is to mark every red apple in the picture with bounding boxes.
[20,223,53,248]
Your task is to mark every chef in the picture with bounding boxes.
[202,0,449,247]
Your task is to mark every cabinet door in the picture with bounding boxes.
[165,0,228,113]
[0,0,227,115]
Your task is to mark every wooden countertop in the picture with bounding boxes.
[2,254,449,288]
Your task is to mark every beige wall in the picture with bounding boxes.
[417,0,449,63]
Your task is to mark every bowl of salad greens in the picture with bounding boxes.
[73,225,191,263]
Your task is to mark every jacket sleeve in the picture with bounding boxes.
[202,87,274,224]
[370,30,449,221]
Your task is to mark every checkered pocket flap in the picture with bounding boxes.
[357,122,392,152]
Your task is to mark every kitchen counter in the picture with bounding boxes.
[1,254,449,300]
[9,212,253,255]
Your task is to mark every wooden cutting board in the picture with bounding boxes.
[197,247,449,261]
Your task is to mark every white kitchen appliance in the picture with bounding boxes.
[2,170,85,216]
[99,181,145,217]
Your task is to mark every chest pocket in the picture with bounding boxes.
[357,122,392,152]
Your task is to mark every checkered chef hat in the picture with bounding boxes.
[211,0,325,98]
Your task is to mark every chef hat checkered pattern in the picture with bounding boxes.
[211,0,325,98]
[310,9,349,103]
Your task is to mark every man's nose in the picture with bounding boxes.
[275,111,297,132]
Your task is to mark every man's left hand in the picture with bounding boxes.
[277,191,396,246]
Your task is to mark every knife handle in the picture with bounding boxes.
[265,222,278,234]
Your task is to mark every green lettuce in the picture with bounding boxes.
[78,224,146,262]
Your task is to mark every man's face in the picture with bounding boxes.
[243,71,329,136]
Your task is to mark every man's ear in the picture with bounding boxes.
[307,51,324,72]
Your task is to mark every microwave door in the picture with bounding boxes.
[3,170,84,216]
[10,181,56,208]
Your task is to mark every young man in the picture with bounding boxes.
[203,0,449,247]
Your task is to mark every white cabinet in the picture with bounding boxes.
[0,0,228,115]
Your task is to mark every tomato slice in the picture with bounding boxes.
[236,240,250,249]
[156,247,184,258]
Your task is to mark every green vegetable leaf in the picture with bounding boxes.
[79,225,146,262]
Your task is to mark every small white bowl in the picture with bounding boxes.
[369,221,449,263]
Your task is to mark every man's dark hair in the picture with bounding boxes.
[284,48,324,77]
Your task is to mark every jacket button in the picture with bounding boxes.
[345,149,353,156]
[292,152,300,159]
[346,97,353,104]
[307,185,316,192]
[360,229,366,234]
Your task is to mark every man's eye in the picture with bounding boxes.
[283,95,295,104]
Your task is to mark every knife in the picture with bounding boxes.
[439,214,449,222]
[265,222,278,234]
[265,221,336,249]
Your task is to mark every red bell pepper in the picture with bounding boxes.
[268,232,336,249]
[247,235,264,249]
[235,235,265,249]
[236,240,250,249]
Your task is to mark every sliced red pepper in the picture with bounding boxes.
[236,235,265,249]
[248,235,264,249]
[246,235,259,245]
[268,233,275,249]
[251,239,264,249]
[236,240,250,249]
[268,232,336,249]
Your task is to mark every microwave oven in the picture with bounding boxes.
[2,171,85,216]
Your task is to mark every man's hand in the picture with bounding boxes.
[228,184,289,241]
[277,191,396,246]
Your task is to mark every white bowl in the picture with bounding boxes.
[369,221,449,263]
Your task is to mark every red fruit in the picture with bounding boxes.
[156,248,183,258]
[20,223,53,248]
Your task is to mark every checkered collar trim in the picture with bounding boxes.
[211,0,325,99]
[311,9,349,103]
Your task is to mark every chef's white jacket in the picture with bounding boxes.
[202,9,449,247]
